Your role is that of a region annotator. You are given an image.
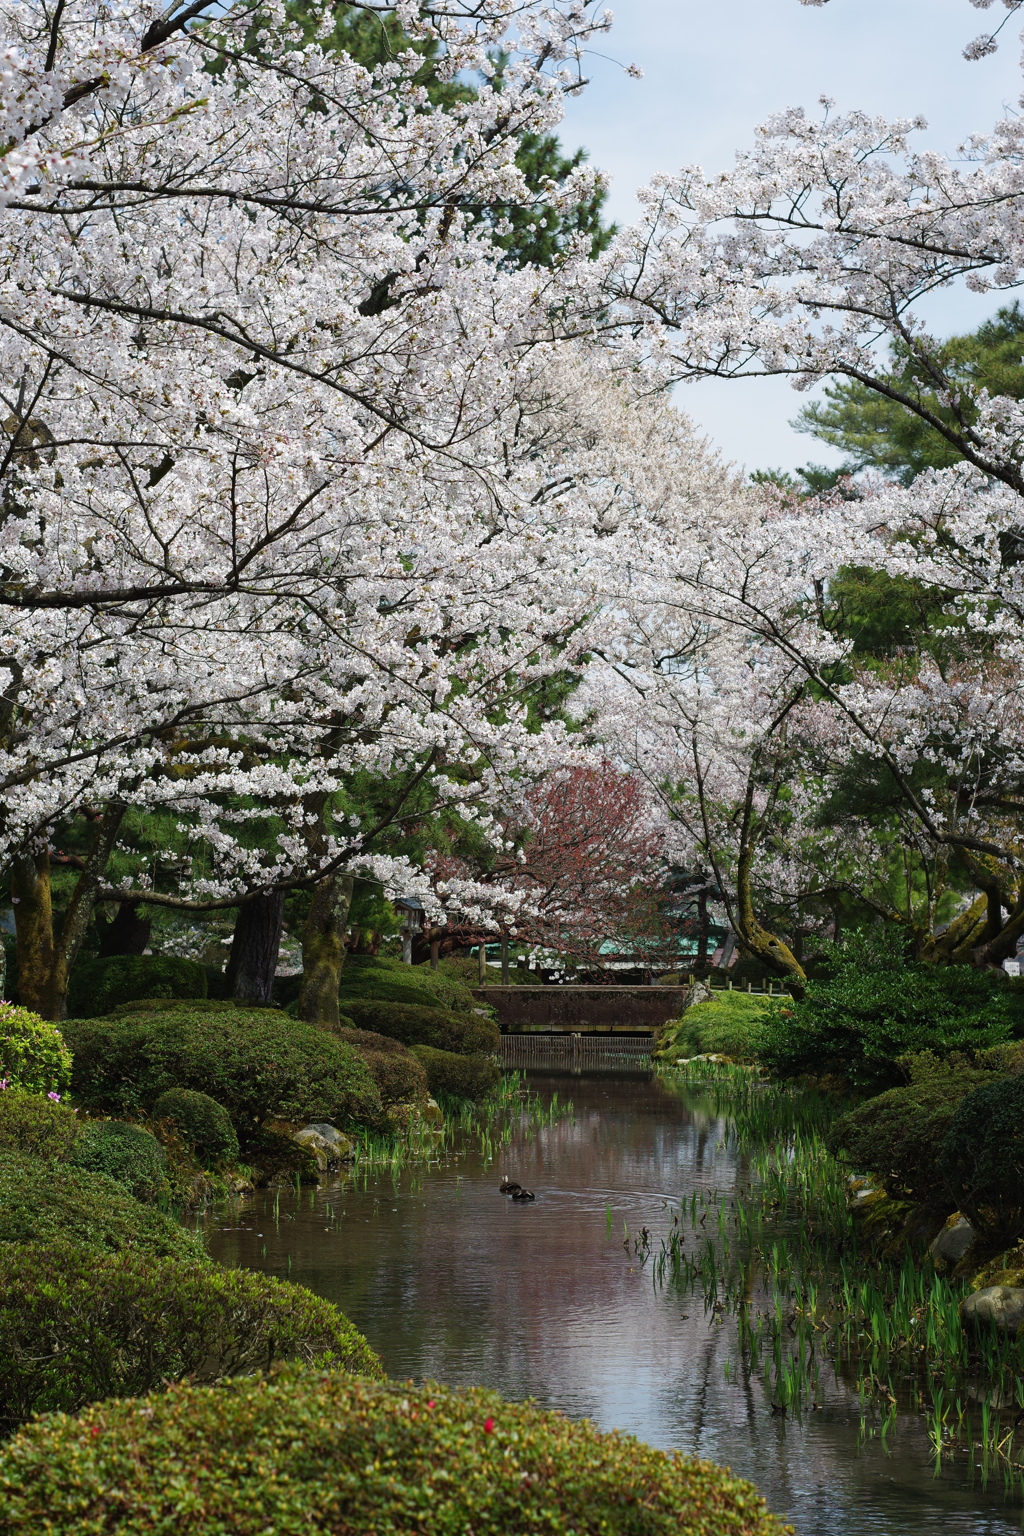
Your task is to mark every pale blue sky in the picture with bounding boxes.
[560,0,1024,474]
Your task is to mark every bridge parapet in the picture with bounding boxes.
[472,985,684,1036]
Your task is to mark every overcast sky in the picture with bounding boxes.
[559,0,1024,475]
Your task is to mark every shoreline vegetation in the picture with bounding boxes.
[647,1050,1024,1492]
[0,957,791,1534]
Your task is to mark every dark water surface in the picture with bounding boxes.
[202,1070,1023,1536]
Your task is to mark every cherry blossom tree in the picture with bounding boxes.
[428,762,670,966]
[0,0,647,1016]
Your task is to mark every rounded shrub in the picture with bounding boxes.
[338,954,479,1014]
[0,1244,381,1432]
[66,954,207,1018]
[0,1151,205,1260]
[334,1027,429,1106]
[110,997,239,1017]
[0,1367,789,1536]
[343,998,498,1055]
[938,1074,1024,1245]
[657,993,771,1064]
[69,1120,167,1203]
[152,1088,239,1166]
[0,1003,71,1096]
[410,1044,499,1103]
[824,1071,992,1204]
[0,1090,82,1160]
[62,1006,382,1138]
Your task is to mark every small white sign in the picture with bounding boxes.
[1004,959,1021,978]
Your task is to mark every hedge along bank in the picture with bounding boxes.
[0,1151,205,1260]
[0,1368,792,1536]
[0,1245,382,1432]
[61,1006,383,1139]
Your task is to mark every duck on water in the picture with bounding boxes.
[499,1176,535,1201]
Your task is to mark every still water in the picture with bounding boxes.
[203,1069,1023,1536]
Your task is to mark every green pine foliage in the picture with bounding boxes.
[0,1152,206,1261]
[758,933,1024,1090]
[151,1089,239,1167]
[0,1091,82,1160]
[0,1246,382,1432]
[62,1006,382,1138]
[67,955,207,1018]
[69,1121,167,1203]
[0,1004,72,1096]
[0,1367,789,1535]
[409,1045,499,1103]
[794,303,1024,484]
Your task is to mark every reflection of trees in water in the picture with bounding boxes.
[203,1074,1014,1534]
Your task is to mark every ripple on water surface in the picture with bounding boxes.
[202,1069,1022,1536]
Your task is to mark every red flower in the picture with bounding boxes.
[483,1418,495,1434]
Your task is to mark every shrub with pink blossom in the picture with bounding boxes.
[0,1005,71,1099]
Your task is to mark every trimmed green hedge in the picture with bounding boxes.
[938,1074,1024,1245]
[410,1045,499,1103]
[62,1006,382,1138]
[0,1152,205,1260]
[343,999,498,1055]
[0,1091,81,1160]
[69,1120,167,1203]
[67,955,207,1018]
[335,1028,428,1107]
[0,1368,789,1535]
[0,1245,381,1431]
[657,993,771,1064]
[0,1004,71,1096]
[825,1071,992,1204]
[152,1088,239,1166]
[757,934,1024,1090]
[338,955,479,1014]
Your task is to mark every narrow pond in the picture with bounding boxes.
[202,1068,1022,1536]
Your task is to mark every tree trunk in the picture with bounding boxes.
[11,849,57,1017]
[13,802,127,1019]
[477,940,487,985]
[500,935,509,985]
[97,900,152,957]
[734,840,806,996]
[298,874,353,1030]
[429,933,440,971]
[696,889,709,969]
[226,891,284,1005]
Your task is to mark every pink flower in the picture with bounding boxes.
[0,1081,8,1091]
[47,1092,61,1102]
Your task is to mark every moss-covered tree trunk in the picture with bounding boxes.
[226,891,285,1005]
[11,803,126,1020]
[733,841,806,997]
[298,874,353,1030]
[11,848,58,1017]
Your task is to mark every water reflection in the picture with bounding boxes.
[203,1070,1021,1536]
